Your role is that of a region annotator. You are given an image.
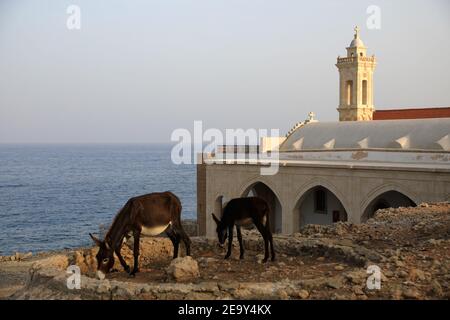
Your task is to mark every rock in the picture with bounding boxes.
[430,280,443,297]
[391,288,403,299]
[427,239,443,246]
[165,256,200,282]
[22,252,33,260]
[408,268,426,282]
[255,254,265,264]
[198,257,217,267]
[96,281,111,294]
[10,255,16,261]
[298,289,309,299]
[353,286,365,295]
[395,260,405,268]
[432,259,441,267]
[345,270,365,284]
[398,270,408,278]
[403,288,421,300]
[316,256,325,262]
[326,278,343,289]
[334,265,345,271]
[276,289,289,299]
[333,293,348,300]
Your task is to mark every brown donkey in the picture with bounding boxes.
[89,191,191,279]
[212,197,275,262]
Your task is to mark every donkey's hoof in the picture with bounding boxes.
[224,255,230,260]
[124,266,131,273]
[128,269,139,277]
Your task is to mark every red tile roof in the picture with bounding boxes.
[373,107,450,120]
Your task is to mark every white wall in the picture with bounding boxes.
[299,188,347,227]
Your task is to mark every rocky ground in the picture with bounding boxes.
[0,202,449,300]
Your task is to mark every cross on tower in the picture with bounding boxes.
[354,26,360,39]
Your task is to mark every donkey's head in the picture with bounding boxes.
[89,233,115,279]
[211,213,227,245]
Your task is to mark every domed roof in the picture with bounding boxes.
[350,37,365,48]
[280,118,450,152]
[349,26,365,48]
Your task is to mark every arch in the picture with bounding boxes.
[361,185,418,221]
[238,175,282,203]
[293,182,349,230]
[361,184,420,215]
[240,180,283,234]
[293,178,352,217]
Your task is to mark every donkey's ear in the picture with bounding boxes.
[211,213,220,225]
[104,236,112,250]
[89,233,102,246]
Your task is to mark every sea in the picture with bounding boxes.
[0,144,196,256]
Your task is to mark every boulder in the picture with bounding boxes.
[298,289,309,299]
[166,256,200,282]
[408,268,426,282]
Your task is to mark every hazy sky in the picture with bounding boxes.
[0,0,449,143]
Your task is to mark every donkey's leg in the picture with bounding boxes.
[254,222,270,263]
[166,227,180,259]
[177,225,191,256]
[236,225,245,260]
[130,229,141,276]
[114,246,130,273]
[224,225,234,259]
[267,230,276,261]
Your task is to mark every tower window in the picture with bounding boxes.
[362,80,368,105]
[360,52,363,57]
[346,80,353,105]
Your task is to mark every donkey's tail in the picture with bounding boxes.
[168,193,182,222]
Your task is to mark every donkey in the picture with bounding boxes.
[89,191,191,279]
[212,197,275,262]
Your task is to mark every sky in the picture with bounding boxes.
[0,0,449,143]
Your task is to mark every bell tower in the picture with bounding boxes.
[336,26,376,121]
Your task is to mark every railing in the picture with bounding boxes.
[337,56,376,64]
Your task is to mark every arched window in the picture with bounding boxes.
[362,80,368,105]
[346,80,353,105]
